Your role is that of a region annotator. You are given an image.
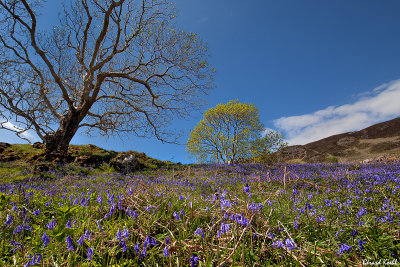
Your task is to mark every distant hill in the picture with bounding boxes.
[279,117,400,163]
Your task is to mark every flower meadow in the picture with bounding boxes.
[1,163,400,266]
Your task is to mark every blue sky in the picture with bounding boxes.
[2,0,400,163]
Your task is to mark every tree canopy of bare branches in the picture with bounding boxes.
[0,0,214,156]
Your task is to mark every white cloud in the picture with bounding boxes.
[273,79,400,145]
[1,121,39,142]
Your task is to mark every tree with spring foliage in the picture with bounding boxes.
[249,130,287,163]
[187,100,265,164]
[0,0,214,158]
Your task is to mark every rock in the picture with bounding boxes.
[0,142,11,153]
[336,136,356,147]
[74,155,99,166]
[0,152,20,162]
[110,152,139,173]
[33,162,53,174]
[32,142,44,149]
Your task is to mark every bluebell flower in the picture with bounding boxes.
[194,227,204,238]
[268,232,274,239]
[42,232,50,249]
[97,194,103,205]
[190,255,199,267]
[45,200,52,207]
[294,220,299,229]
[10,240,21,252]
[77,235,84,246]
[272,240,284,248]
[14,224,24,234]
[66,218,72,228]
[357,207,368,218]
[84,230,91,240]
[317,215,325,223]
[357,239,366,251]
[220,222,231,234]
[173,211,181,220]
[24,254,41,267]
[87,247,94,260]
[66,236,74,252]
[134,243,140,254]
[123,228,129,239]
[351,229,357,237]
[337,243,351,254]
[119,240,127,252]
[5,214,13,226]
[116,229,123,240]
[140,246,147,258]
[335,229,344,238]
[163,246,169,257]
[244,184,250,193]
[144,235,151,248]
[96,219,102,230]
[166,236,170,244]
[33,209,40,216]
[285,238,296,250]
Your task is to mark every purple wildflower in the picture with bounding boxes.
[10,240,21,252]
[96,219,102,230]
[140,246,147,258]
[337,243,351,254]
[357,239,366,251]
[317,215,325,223]
[87,247,94,260]
[244,184,250,193]
[77,235,84,246]
[351,229,358,237]
[134,243,140,254]
[123,228,129,239]
[5,214,13,226]
[269,232,274,239]
[47,219,57,230]
[116,229,123,240]
[285,238,297,250]
[119,240,127,252]
[42,232,50,249]
[194,227,204,239]
[163,246,169,257]
[216,230,221,238]
[66,218,72,228]
[66,236,74,252]
[272,240,284,248]
[173,211,181,220]
[190,255,199,267]
[84,230,91,240]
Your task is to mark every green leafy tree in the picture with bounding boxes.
[187,100,264,164]
[250,130,287,163]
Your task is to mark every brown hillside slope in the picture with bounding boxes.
[280,117,400,163]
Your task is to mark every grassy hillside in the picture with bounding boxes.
[0,143,177,173]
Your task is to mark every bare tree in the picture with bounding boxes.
[0,0,214,157]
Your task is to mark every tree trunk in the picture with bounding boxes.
[44,111,82,158]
